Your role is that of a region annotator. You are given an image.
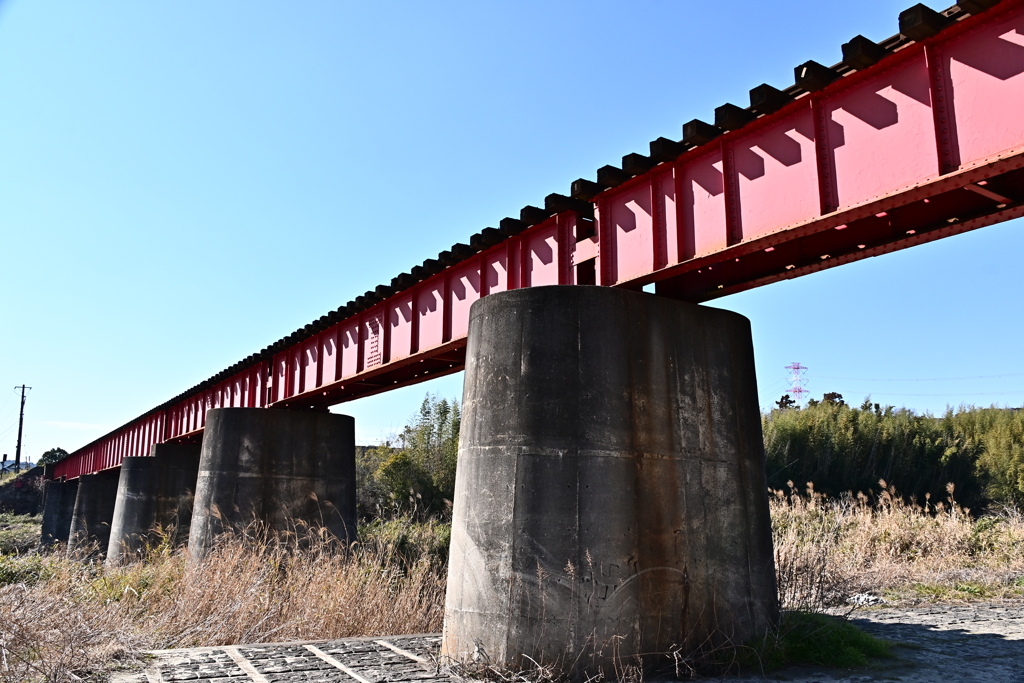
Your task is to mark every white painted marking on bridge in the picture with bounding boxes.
[374,639,429,664]
[304,644,374,683]
[222,646,270,683]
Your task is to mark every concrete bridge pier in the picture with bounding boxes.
[442,286,778,678]
[187,407,357,561]
[106,442,202,565]
[40,478,79,546]
[67,469,121,554]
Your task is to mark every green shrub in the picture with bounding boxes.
[0,512,42,554]
[0,553,53,586]
[739,611,892,672]
[357,393,460,519]
[763,400,1024,509]
[358,516,451,567]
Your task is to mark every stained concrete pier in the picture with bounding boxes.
[106,442,202,564]
[67,469,121,553]
[187,408,357,560]
[442,286,778,677]
[40,478,79,546]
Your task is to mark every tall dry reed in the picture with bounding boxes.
[7,484,1024,681]
[773,480,1024,608]
[0,524,445,683]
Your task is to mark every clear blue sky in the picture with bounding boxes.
[1,0,1021,460]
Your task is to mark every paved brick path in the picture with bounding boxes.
[114,603,1024,682]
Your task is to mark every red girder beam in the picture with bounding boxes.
[55,0,1024,479]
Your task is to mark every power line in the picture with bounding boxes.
[0,422,17,441]
[816,372,1024,383]
[859,391,1024,398]
[0,389,15,417]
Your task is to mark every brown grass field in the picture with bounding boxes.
[3,483,1024,682]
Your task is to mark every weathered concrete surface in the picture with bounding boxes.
[110,605,1024,683]
[442,286,778,676]
[106,442,202,565]
[187,408,357,560]
[67,468,120,553]
[40,477,78,546]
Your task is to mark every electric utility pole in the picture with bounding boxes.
[13,385,30,473]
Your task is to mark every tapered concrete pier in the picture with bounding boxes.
[67,469,121,553]
[187,408,357,560]
[106,442,202,564]
[40,478,79,546]
[442,286,778,677]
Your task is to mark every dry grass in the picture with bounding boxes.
[6,483,1024,681]
[0,523,446,683]
[773,480,1024,608]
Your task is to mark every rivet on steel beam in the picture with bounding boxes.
[649,137,686,162]
[545,193,594,219]
[499,217,526,235]
[956,0,1001,14]
[714,104,756,132]
[571,178,603,201]
[841,35,889,70]
[898,4,950,42]
[520,205,552,225]
[795,60,840,92]
[749,84,792,115]
[596,165,631,189]
[682,119,722,146]
[622,153,656,176]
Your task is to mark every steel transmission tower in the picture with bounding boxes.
[784,363,808,405]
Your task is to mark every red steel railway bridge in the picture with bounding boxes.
[55,1,1024,481]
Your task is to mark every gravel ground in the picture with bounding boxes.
[112,603,1024,682]
[723,602,1024,682]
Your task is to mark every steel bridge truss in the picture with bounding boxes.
[56,0,1024,479]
